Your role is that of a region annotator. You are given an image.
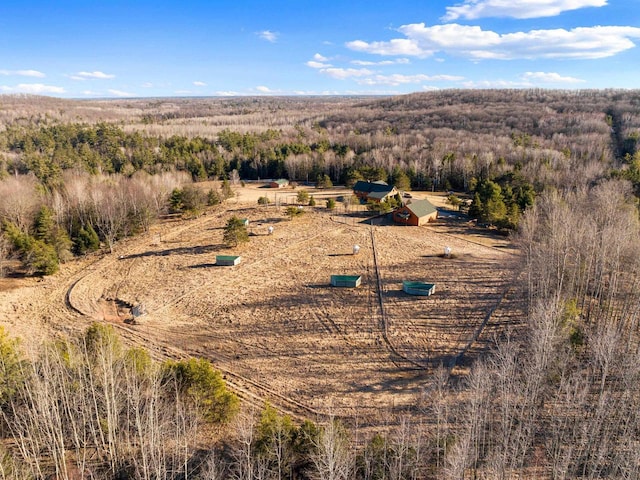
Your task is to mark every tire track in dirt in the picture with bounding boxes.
[67,209,231,319]
[370,227,432,371]
[58,213,335,420]
[175,222,379,355]
[67,213,367,420]
[372,220,520,373]
[155,216,408,420]
[152,219,343,316]
[109,322,325,421]
[61,206,523,424]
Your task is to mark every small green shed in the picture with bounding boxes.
[403,281,436,296]
[331,275,362,287]
[216,255,242,266]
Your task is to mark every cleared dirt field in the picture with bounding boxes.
[0,186,524,427]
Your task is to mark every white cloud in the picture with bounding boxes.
[255,85,274,93]
[347,39,430,57]
[257,30,278,42]
[107,89,134,97]
[461,71,585,89]
[82,90,99,96]
[216,91,239,96]
[522,71,585,83]
[357,73,464,86]
[316,67,375,80]
[141,82,154,88]
[0,69,45,78]
[308,49,581,90]
[73,71,115,80]
[461,79,532,88]
[347,23,640,60]
[193,81,207,86]
[313,53,329,62]
[444,0,607,21]
[306,60,461,86]
[346,88,404,95]
[351,58,411,66]
[0,83,65,94]
[306,60,332,69]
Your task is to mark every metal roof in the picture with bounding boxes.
[353,180,394,194]
[405,199,437,218]
[368,189,395,200]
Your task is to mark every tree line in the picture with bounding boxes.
[0,120,540,230]
[2,90,638,229]
[0,170,206,275]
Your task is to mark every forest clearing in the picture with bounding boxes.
[0,183,522,426]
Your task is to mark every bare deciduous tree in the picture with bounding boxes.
[0,175,41,232]
[311,416,353,480]
[0,234,8,278]
[4,325,203,480]
[230,408,258,480]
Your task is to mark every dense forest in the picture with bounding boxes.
[2,90,639,191]
[1,90,640,478]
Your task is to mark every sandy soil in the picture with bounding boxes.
[0,185,524,426]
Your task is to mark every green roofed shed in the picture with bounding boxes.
[216,255,242,266]
[331,275,362,287]
[403,281,436,296]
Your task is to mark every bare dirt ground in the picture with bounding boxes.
[0,185,524,427]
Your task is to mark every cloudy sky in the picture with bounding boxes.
[0,0,638,98]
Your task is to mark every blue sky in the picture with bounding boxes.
[0,0,638,98]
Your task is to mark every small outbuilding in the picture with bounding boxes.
[216,255,242,266]
[403,281,436,296]
[269,179,289,188]
[330,275,362,287]
[393,199,438,226]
